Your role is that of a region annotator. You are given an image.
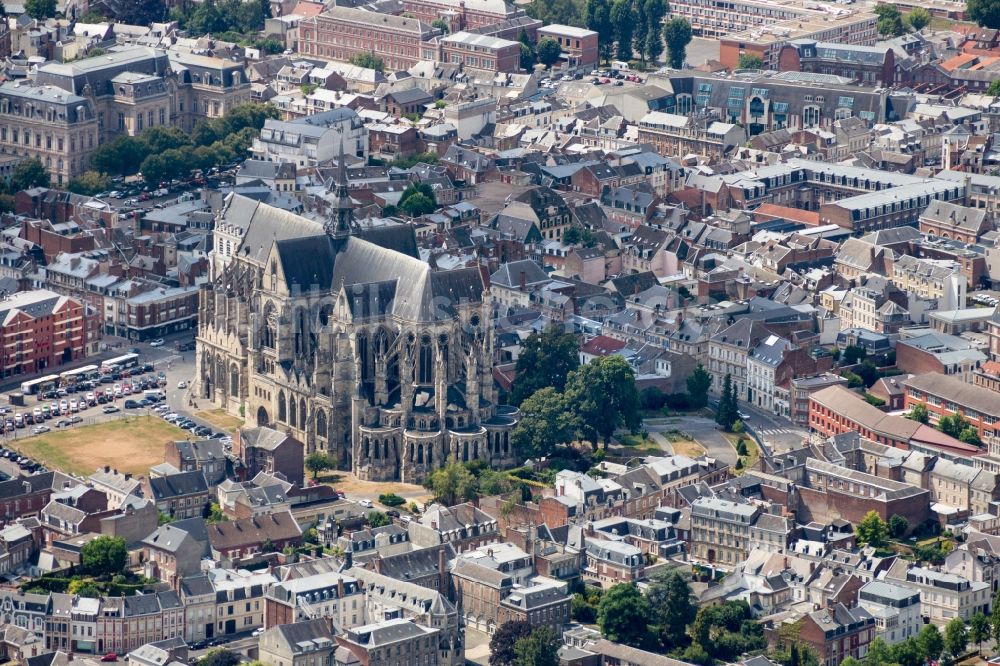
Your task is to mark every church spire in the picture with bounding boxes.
[327,131,354,239]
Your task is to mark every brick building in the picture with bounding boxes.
[0,289,93,379]
[440,32,521,73]
[904,372,1000,443]
[298,8,439,73]
[235,427,305,488]
[536,25,599,73]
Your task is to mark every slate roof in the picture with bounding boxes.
[148,471,209,500]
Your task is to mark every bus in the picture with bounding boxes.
[59,364,99,386]
[20,374,60,396]
[101,353,140,373]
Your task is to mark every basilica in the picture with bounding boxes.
[196,158,517,483]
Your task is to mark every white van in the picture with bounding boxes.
[611,60,631,72]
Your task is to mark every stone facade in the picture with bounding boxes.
[196,157,517,484]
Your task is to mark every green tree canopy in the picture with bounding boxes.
[367,511,391,527]
[198,649,241,666]
[67,171,110,196]
[855,510,889,548]
[513,626,560,666]
[989,80,1000,96]
[874,3,907,35]
[641,0,668,63]
[969,0,1000,28]
[536,37,563,69]
[919,623,944,661]
[907,403,929,423]
[426,458,478,506]
[566,355,641,447]
[645,570,696,649]
[663,18,693,69]
[969,612,990,651]
[350,52,385,72]
[489,620,533,666]
[81,536,128,577]
[906,7,931,30]
[11,158,50,192]
[737,53,764,69]
[585,0,615,62]
[511,325,579,405]
[25,0,56,18]
[944,617,968,658]
[305,451,334,479]
[511,387,579,458]
[888,514,908,538]
[610,0,636,62]
[686,363,711,409]
[431,18,450,32]
[715,373,739,430]
[597,583,649,646]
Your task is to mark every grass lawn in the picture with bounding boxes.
[8,416,188,477]
[724,433,760,474]
[194,409,244,434]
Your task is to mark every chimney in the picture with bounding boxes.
[337,576,345,599]
[104,465,110,473]
[519,271,526,290]
[438,547,447,591]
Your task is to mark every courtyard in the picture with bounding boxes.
[6,416,189,477]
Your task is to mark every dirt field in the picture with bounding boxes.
[316,470,434,508]
[195,409,244,434]
[8,416,188,477]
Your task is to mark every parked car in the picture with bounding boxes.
[102,406,120,414]
[149,338,165,347]
[31,425,50,435]
[124,400,141,409]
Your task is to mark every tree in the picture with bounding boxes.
[81,536,128,577]
[536,37,562,69]
[663,18,693,69]
[585,0,615,63]
[856,360,880,388]
[919,624,944,662]
[969,0,1000,28]
[25,0,56,18]
[511,326,579,405]
[841,345,867,365]
[889,637,924,666]
[188,0,225,35]
[519,43,536,70]
[610,0,635,62]
[874,3,907,36]
[867,637,893,666]
[305,451,333,479]
[11,158,50,192]
[944,617,968,658]
[855,510,889,549]
[118,0,166,24]
[426,458,478,506]
[907,403,929,424]
[432,18,450,32]
[511,387,579,458]
[350,52,385,72]
[989,80,1000,96]
[906,7,931,30]
[367,511,391,527]
[939,413,971,439]
[198,649,241,666]
[640,0,668,64]
[566,355,641,448]
[490,620,533,666]
[715,373,738,431]
[969,613,989,652]
[513,626,560,666]
[67,171,110,196]
[645,570,696,649]
[686,364,711,409]
[888,514,908,539]
[737,53,764,69]
[399,192,436,216]
[991,588,1000,646]
[206,502,227,523]
[597,583,649,646]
